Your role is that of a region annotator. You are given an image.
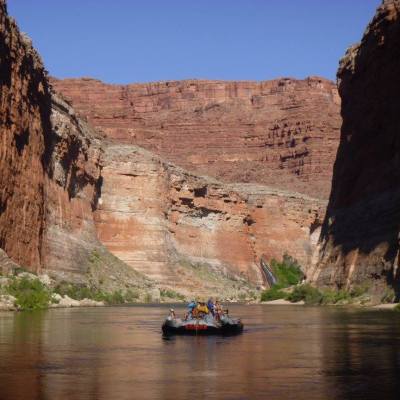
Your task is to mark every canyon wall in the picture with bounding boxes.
[0,0,334,296]
[95,143,326,293]
[0,1,151,293]
[310,0,400,294]
[51,76,341,199]
[0,0,50,269]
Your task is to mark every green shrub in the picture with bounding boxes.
[270,255,304,289]
[160,288,185,300]
[6,277,51,310]
[124,289,140,303]
[144,293,152,303]
[54,282,103,301]
[350,283,371,298]
[54,282,135,305]
[104,290,125,305]
[394,303,400,312]
[260,287,287,302]
[381,288,396,304]
[320,289,351,305]
[287,284,323,305]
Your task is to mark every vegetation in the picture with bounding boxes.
[270,255,304,288]
[160,288,185,301]
[285,283,374,306]
[5,277,52,310]
[286,284,323,305]
[260,286,287,302]
[381,287,396,304]
[54,282,139,305]
[259,254,379,306]
[260,255,303,302]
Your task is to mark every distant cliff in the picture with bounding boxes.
[310,0,400,296]
[51,76,341,199]
[94,143,325,293]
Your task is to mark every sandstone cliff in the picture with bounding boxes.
[51,76,341,199]
[0,1,151,294]
[0,0,50,269]
[0,0,332,298]
[310,0,400,295]
[95,143,326,294]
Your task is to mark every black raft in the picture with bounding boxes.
[162,313,243,336]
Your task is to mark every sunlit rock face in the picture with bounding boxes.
[51,76,341,200]
[0,0,331,292]
[310,0,400,294]
[41,93,105,275]
[95,143,326,289]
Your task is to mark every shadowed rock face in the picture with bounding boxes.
[0,0,51,269]
[311,0,400,294]
[51,76,341,199]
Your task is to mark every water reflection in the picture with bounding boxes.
[319,310,400,400]
[0,305,400,399]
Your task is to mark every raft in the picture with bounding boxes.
[162,314,244,336]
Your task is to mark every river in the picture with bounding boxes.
[0,304,400,400]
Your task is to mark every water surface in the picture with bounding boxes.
[1,305,400,400]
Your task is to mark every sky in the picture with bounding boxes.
[7,0,380,84]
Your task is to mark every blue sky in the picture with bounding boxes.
[7,0,380,84]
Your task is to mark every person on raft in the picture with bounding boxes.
[207,298,215,316]
[196,302,209,317]
[183,299,226,320]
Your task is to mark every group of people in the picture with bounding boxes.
[168,298,228,321]
[185,298,226,321]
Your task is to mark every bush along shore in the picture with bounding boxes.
[0,270,184,311]
[260,256,398,307]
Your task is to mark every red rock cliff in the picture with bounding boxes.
[95,143,326,291]
[0,1,151,293]
[310,0,400,294]
[0,0,50,269]
[51,77,341,199]
[0,0,333,295]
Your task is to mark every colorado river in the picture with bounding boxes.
[1,305,400,400]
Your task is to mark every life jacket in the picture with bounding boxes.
[197,304,209,314]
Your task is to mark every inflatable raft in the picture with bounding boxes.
[162,314,243,336]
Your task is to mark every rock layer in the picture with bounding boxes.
[310,0,400,294]
[0,1,151,294]
[95,143,326,291]
[51,76,341,199]
[0,0,50,269]
[0,0,334,296]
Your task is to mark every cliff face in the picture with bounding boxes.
[0,0,50,269]
[0,0,336,295]
[42,93,104,275]
[0,1,151,292]
[311,0,400,294]
[51,77,341,199]
[0,0,103,275]
[95,143,325,292]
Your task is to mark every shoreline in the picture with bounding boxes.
[1,299,399,313]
